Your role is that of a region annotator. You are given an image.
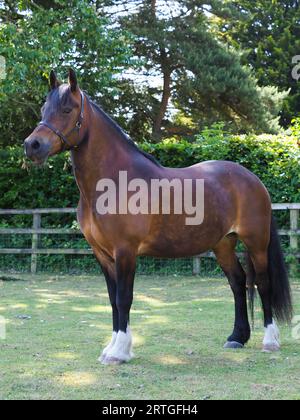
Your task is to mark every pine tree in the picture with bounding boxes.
[222,0,300,126]
[100,0,288,140]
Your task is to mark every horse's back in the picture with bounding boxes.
[169,160,263,183]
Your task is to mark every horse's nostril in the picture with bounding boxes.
[32,140,40,150]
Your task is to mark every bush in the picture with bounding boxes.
[0,147,78,210]
[142,128,300,204]
[0,128,299,210]
[291,118,300,143]
[0,130,298,275]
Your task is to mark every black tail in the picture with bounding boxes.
[268,216,293,323]
[245,252,256,329]
[246,216,293,324]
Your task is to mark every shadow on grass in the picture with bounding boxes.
[0,275,26,282]
[0,274,299,399]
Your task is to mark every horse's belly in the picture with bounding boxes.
[138,223,225,258]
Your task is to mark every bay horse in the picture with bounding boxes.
[24,69,292,365]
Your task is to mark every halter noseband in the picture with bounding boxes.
[38,90,85,151]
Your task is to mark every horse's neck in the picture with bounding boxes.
[71,102,135,199]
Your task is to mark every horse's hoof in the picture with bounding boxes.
[224,341,244,349]
[262,343,280,353]
[101,355,126,365]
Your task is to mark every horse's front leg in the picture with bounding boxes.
[102,249,136,365]
[98,264,119,363]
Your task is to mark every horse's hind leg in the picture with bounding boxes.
[244,247,280,352]
[213,234,251,349]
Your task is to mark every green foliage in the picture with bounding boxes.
[291,118,300,140]
[173,27,287,135]
[223,0,300,126]
[0,0,292,145]
[0,129,298,211]
[104,0,288,140]
[142,127,300,203]
[0,0,136,146]
[0,148,78,209]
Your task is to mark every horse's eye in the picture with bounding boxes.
[63,108,72,114]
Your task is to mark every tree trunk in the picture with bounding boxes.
[151,0,156,16]
[149,0,172,142]
[152,68,172,141]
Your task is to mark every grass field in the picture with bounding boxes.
[0,273,300,400]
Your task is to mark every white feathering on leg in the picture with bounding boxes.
[99,331,117,362]
[102,327,134,364]
[263,320,280,352]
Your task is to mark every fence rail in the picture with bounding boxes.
[0,205,299,274]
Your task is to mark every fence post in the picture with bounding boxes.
[290,209,299,277]
[193,256,201,276]
[31,213,41,274]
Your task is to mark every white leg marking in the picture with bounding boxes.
[102,327,134,365]
[263,320,280,352]
[99,332,117,363]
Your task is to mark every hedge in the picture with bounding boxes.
[0,129,299,210]
[143,131,300,204]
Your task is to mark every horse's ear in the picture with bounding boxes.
[49,70,60,90]
[68,68,78,92]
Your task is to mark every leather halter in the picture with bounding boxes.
[38,90,85,150]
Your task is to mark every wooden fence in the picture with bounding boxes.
[0,204,299,275]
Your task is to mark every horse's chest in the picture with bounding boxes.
[78,205,110,247]
[89,218,108,244]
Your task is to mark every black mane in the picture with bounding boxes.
[87,96,161,167]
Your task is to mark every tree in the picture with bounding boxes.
[0,0,135,146]
[222,0,300,126]
[99,0,288,141]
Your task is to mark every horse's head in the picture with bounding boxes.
[24,69,85,165]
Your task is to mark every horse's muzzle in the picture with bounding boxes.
[24,137,50,164]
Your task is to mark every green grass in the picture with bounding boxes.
[0,273,300,400]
